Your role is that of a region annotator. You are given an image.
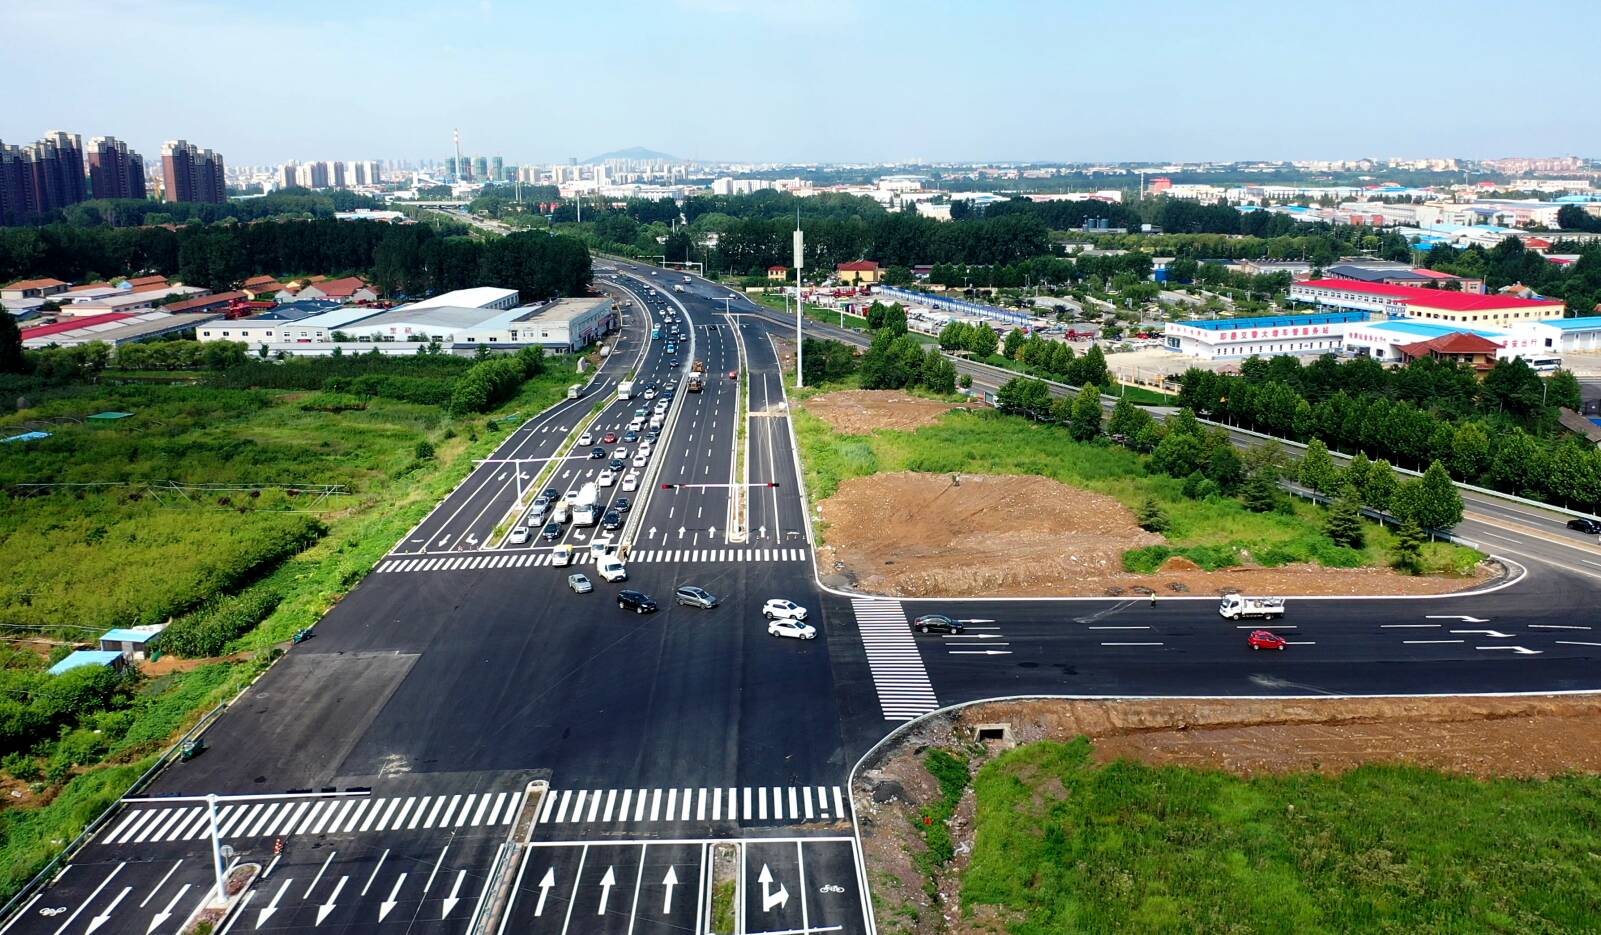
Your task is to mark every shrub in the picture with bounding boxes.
[159,589,283,658]
[298,392,366,412]
[414,440,435,460]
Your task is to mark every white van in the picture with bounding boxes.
[567,384,583,399]
[553,502,572,524]
[649,414,664,430]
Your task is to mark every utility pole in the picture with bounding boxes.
[793,212,805,387]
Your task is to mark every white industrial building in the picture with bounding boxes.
[1162,311,1372,359]
[401,287,520,313]
[339,297,613,351]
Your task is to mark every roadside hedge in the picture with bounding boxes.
[160,588,284,658]
[449,348,546,414]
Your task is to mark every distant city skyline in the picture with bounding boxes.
[4,0,1600,167]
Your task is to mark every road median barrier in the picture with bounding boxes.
[469,780,548,935]
[727,314,752,544]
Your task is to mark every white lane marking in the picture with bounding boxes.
[1404,639,1465,644]
[1381,624,1440,628]
[1100,642,1164,646]
[1555,641,1601,647]
[1530,624,1591,630]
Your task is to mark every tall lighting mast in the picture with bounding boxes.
[793,210,804,387]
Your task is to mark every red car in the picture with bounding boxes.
[1248,630,1286,651]
[727,370,738,380]
[602,432,618,444]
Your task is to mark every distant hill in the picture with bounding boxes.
[585,146,681,163]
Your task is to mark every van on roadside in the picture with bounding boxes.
[567,384,583,399]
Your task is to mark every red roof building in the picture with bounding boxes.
[2,277,70,298]
[163,291,245,314]
[1395,332,1503,372]
[1291,278,1564,325]
[296,276,378,303]
[21,313,131,340]
[836,260,882,285]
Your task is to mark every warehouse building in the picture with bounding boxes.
[22,311,224,348]
[338,297,614,352]
[197,305,386,347]
[1162,311,1371,360]
[1342,320,1561,372]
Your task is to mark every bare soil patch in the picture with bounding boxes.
[816,471,1487,598]
[855,694,1601,935]
[805,390,976,435]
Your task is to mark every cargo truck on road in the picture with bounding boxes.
[617,380,635,401]
[573,482,600,526]
[1218,595,1286,620]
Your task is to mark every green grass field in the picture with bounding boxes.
[959,739,1601,934]
[791,399,1479,575]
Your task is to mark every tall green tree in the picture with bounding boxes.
[1324,495,1366,548]
[1069,385,1102,441]
[1002,328,1025,359]
[1390,518,1427,575]
[0,308,25,374]
[1297,438,1343,496]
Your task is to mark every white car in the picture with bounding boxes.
[768,619,816,640]
[564,489,580,505]
[632,453,649,468]
[578,432,594,446]
[628,418,645,432]
[597,470,616,487]
[638,441,653,457]
[622,471,640,492]
[597,557,628,582]
[644,389,658,400]
[614,447,629,460]
[762,599,808,621]
[508,526,530,545]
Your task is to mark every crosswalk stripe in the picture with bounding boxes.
[165,807,206,841]
[833,786,845,818]
[217,804,253,838]
[107,809,153,845]
[635,789,648,822]
[246,802,284,838]
[136,808,180,844]
[584,790,602,824]
[817,786,829,818]
[680,788,692,822]
[503,791,523,823]
[601,790,616,823]
[618,789,633,822]
[852,599,938,721]
[539,790,558,824]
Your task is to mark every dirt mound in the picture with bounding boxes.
[804,390,974,435]
[816,471,1487,598]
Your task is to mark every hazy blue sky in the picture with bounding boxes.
[4,0,1597,166]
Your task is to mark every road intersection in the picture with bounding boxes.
[8,262,1601,935]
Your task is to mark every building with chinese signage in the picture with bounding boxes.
[1162,311,1372,360]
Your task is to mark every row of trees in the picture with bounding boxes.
[7,187,380,230]
[448,347,546,414]
[857,307,957,394]
[0,220,592,299]
[1174,355,1601,509]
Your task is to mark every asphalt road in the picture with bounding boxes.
[9,261,1601,935]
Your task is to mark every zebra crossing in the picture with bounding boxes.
[100,788,524,847]
[375,546,810,574]
[537,784,848,828]
[851,599,940,722]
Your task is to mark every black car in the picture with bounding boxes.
[608,458,625,471]
[644,430,659,442]
[617,590,658,614]
[589,447,607,459]
[613,497,631,513]
[1568,517,1601,534]
[602,510,623,531]
[541,522,563,541]
[912,614,965,634]
[622,431,640,442]
[541,487,560,502]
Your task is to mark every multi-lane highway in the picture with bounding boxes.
[8,261,1601,935]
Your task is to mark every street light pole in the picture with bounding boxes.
[207,793,226,905]
[794,218,805,388]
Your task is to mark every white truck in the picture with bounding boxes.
[1218,594,1286,620]
[572,482,600,526]
[616,380,635,401]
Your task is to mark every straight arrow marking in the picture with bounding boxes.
[597,867,616,915]
[315,877,346,926]
[662,866,679,914]
[441,871,465,919]
[533,867,555,917]
[257,879,292,929]
[148,883,190,934]
[85,886,131,935]
[378,873,406,921]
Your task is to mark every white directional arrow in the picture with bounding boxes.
[378,874,406,922]
[1451,629,1513,638]
[86,887,131,934]
[758,525,768,539]
[1477,645,1543,655]
[959,618,996,624]
[316,877,346,925]
[649,526,658,538]
[436,534,450,547]
[466,535,479,547]
[441,870,466,919]
[148,883,190,934]
[949,649,1013,655]
[597,867,617,915]
[678,526,686,539]
[534,868,555,917]
[945,633,1006,639]
[758,865,790,912]
[497,472,507,481]
[708,525,718,538]
[257,879,293,928]
[662,866,679,914]
[1427,615,1489,623]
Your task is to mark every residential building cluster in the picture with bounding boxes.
[0,128,230,222]
[274,159,383,191]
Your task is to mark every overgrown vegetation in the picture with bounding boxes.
[914,749,970,891]
[0,353,578,902]
[961,739,1601,933]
